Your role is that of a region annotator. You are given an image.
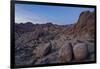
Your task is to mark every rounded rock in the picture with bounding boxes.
[73,43,88,61]
[58,43,73,63]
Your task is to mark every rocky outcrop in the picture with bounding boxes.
[62,11,95,39]
[33,43,52,58]
[73,11,95,38]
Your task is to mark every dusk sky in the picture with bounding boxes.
[15,4,94,25]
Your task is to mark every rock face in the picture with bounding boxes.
[63,11,95,39]
[35,52,60,65]
[34,43,52,58]
[73,43,88,60]
[15,10,95,66]
[15,43,36,66]
[73,11,95,38]
[58,43,73,63]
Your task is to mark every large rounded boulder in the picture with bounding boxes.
[58,43,73,63]
[73,43,88,61]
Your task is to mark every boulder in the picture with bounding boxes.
[34,43,52,58]
[73,43,88,60]
[58,43,73,63]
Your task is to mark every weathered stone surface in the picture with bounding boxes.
[73,43,88,60]
[34,43,52,58]
[35,52,60,64]
[58,43,73,63]
[15,43,37,66]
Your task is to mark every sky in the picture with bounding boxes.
[15,4,94,25]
